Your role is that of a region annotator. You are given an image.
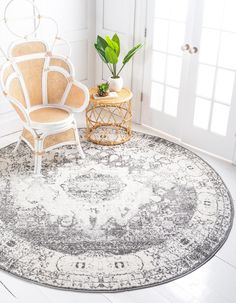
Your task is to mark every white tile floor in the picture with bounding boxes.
[0,124,235,303]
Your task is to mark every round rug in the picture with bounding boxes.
[0,131,233,292]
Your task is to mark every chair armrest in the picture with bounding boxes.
[63,80,89,113]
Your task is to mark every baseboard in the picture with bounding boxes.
[0,112,22,139]
[140,123,233,164]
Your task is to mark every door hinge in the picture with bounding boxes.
[144,27,147,38]
[141,92,144,102]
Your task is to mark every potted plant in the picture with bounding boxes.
[94,34,143,92]
[97,82,110,97]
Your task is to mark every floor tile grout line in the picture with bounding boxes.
[0,280,16,298]
[215,255,236,270]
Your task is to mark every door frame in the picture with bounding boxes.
[131,0,147,123]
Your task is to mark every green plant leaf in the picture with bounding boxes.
[94,43,108,63]
[98,82,109,92]
[105,46,118,64]
[112,33,120,56]
[105,36,119,55]
[97,35,108,51]
[123,43,143,64]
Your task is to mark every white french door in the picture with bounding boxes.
[182,0,236,160]
[141,0,236,161]
[142,0,193,137]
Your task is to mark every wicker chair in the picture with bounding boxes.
[0,39,89,174]
[0,1,89,174]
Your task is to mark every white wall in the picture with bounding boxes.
[0,0,36,137]
[0,0,96,136]
[34,0,95,88]
[0,0,144,137]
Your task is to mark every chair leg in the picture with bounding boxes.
[73,125,85,159]
[34,153,39,174]
[77,141,85,159]
[33,137,43,175]
[35,154,42,175]
[13,136,22,153]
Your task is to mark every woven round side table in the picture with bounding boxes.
[86,88,132,145]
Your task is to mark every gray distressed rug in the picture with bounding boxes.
[0,131,233,292]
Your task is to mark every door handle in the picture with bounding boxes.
[181,44,199,54]
[189,46,198,54]
[181,43,190,52]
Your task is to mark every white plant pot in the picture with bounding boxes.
[108,76,123,92]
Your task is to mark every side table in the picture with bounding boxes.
[86,88,132,145]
